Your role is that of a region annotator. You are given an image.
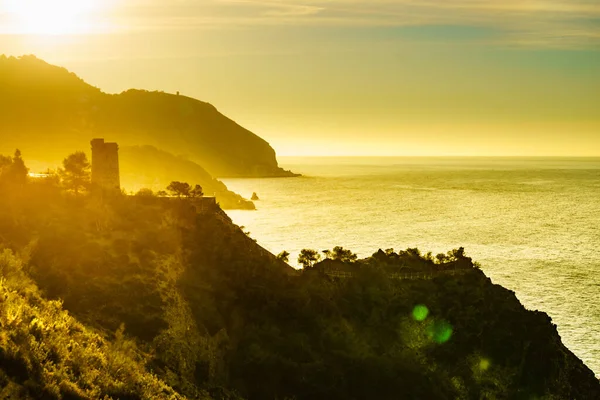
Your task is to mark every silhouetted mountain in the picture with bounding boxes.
[120,145,255,209]
[0,54,297,177]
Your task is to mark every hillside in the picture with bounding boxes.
[120,145,255,209]
[0,249,189,399]
[0,55,297,178]
[1,162,599,399]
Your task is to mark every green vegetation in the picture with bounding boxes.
[59,151,91,194]
[322,246,358,263]
[276,250,290,263]
[0,149,599,399]
[312,246,477,276]
[0,249,186,399]
[297,248,321,269]
[166,181,204,198]
[0,149,28,185]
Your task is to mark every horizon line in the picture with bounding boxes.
[277,155,600,158]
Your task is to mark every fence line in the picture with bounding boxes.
[323,268,471,280]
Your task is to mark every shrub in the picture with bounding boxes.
[0,249,186,400]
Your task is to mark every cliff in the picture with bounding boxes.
[0,55,297,178]
[0,175,598,398]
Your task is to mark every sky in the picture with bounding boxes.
[1,0,599,156]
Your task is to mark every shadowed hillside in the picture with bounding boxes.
[1,154,598,399]
[0,55,297,178]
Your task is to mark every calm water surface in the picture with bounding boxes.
[224,157,600,375]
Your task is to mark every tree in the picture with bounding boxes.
[190,184,204,198]
[330,246,357,262]
[167,181,190,198]
[276,251,290,263]
[156,190,168,197]
[435,253,448,264]
[405,248,422,258]
[10,149,28,184]
[298,249,321,269]
[60,151,90,194]
[448,247,466,261]
[0,154,11,170]
[0,149,29,185]
[135,188,155,197]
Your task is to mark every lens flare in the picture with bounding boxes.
[428,320,453,344]
[479,358,490,371]
[412,304,429,321]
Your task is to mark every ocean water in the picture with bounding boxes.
[223,157,600,375]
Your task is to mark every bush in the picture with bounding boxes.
[0,249,185,400]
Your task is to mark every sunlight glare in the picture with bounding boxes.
[3,0,100,35]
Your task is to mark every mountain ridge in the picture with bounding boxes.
[0,54,297,178]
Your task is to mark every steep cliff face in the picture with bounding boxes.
[0,55,296,177]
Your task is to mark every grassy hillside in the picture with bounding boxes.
[0,249,189,400]
[0,55,296,178]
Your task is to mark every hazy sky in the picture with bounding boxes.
[1,0,599,155]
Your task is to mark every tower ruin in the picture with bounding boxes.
[91,138,120,191]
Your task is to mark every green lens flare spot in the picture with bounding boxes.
[412,305,429,321]
[479,358,490,371]
[428,320,453,344]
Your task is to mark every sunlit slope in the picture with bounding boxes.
[0,250,188,400]
[0,55,295,177]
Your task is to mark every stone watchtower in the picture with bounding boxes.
[91,138,120,191]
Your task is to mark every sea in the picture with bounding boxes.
[223,157,600,375]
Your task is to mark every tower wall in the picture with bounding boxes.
[91,138,120,191]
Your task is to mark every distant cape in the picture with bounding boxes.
[0,54,298,178]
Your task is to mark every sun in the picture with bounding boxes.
[3,0,100,35]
